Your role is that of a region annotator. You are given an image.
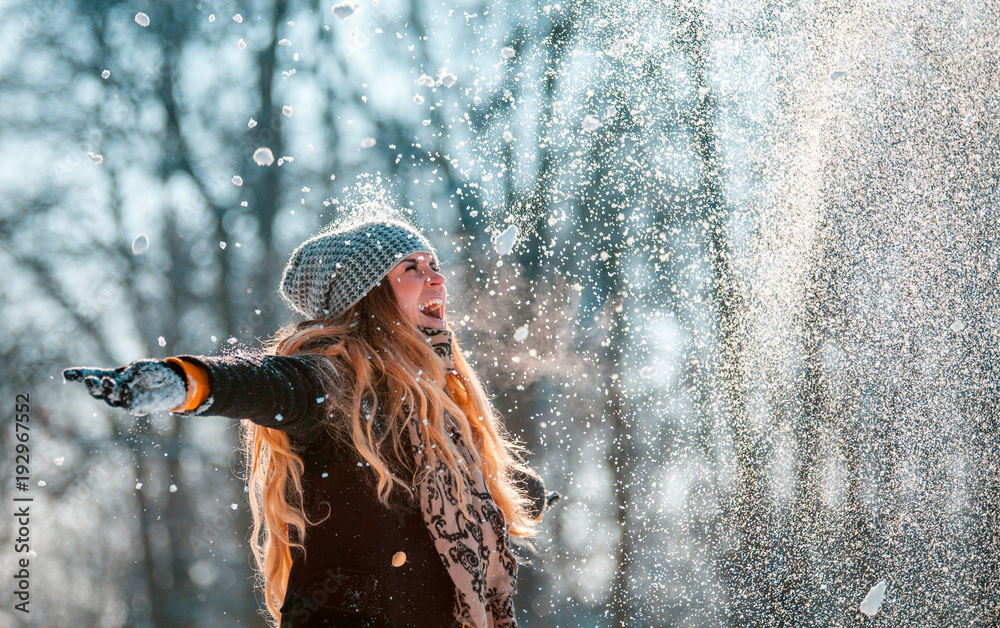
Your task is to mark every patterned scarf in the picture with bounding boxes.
[411,326,518,628]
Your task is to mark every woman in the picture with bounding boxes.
[63,218,554,628]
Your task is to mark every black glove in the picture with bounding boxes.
[63,360,188,416]
[513,468,561,520]
[544,492,561,510]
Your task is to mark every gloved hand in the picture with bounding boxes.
[544,492,561,510]
[63,360,188,416]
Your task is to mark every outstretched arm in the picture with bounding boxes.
[64,351,334,439]
[169,352,331,436]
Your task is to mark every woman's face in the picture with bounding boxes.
[385,252,447,329]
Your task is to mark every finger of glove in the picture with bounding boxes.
[119,383,135,412]
[84,376,123,407]
[64,367,115,382]
[83,376,105,398]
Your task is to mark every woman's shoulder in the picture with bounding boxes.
[288,423,356,459]
[286,341,352,374]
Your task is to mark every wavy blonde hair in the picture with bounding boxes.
[239,280,539,626]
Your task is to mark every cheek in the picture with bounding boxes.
[389,282,406,308]
[390,277,421,311]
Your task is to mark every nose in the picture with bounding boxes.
[425,269,445,286]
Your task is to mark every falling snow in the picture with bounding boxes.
[581,115,601,132]
[436,69,457,87]
[492,224,517,256]
[332,2,358,19]
[131,233,149,255]
[16,0,1000,625]
[253,147,275,166]
[860,581,887,617]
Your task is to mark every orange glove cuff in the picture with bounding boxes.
[165,357,210,412]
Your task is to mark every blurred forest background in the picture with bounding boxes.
[1,0,997,626]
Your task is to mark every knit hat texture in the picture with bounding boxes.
[280,219,438,319]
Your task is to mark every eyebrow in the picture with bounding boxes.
[403,254,434,264]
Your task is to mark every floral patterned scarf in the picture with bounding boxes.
[410,326,518,628]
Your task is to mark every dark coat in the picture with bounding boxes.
[174,351,545,627]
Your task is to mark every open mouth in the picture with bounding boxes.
[419,297,445,321]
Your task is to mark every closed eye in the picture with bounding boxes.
[405,262,437,273]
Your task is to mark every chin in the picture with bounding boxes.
[419,315,447,329]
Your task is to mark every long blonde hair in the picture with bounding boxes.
[240,280,540,626]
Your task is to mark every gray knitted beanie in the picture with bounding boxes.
[280,219,438,319]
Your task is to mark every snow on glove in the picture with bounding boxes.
[62,360,188,416]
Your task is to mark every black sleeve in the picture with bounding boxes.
[170,350,335,439]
